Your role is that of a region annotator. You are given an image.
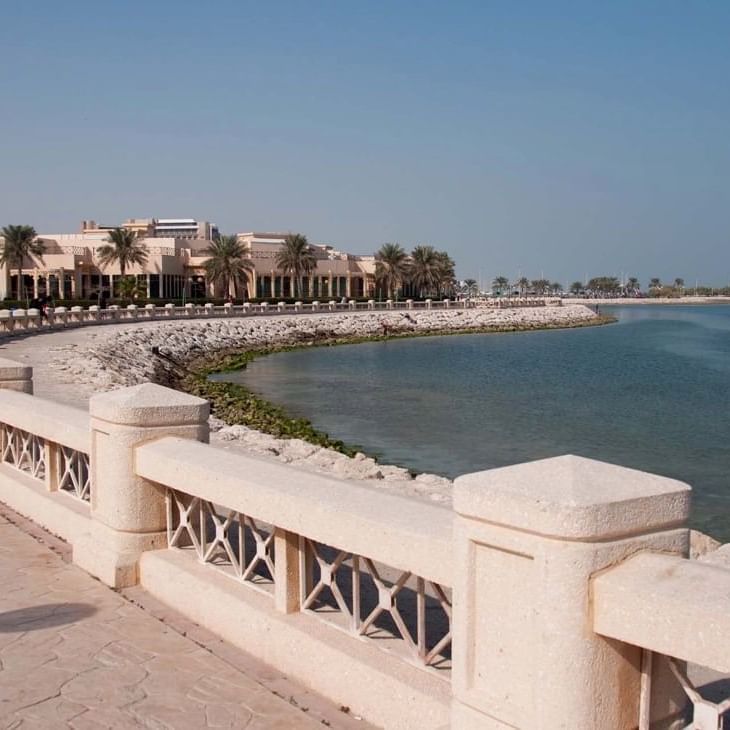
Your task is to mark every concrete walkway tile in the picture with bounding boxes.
[0,504,379,729]
[12,696,88,726]
[0,665,76,715]
[60,664,148,710]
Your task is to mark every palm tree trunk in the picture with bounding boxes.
[17,266,23,302]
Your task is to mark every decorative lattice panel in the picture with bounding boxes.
[300,539,451,671]
[166,489,275,591]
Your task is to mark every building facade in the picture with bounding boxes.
[0,220,375,301]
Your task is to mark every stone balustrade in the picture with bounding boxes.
[0,297,562,338]
[0,358,724,729]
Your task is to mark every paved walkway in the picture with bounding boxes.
[0,506,372,729]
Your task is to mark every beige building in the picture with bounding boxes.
[239,232,375,299]
[0,220,375,301]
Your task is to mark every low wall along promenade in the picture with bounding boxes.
[0,306,726,728]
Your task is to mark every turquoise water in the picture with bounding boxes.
[218,306,730,539]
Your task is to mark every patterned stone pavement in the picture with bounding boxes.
[0,507,374,729]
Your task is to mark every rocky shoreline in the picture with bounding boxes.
[49,305,604,504]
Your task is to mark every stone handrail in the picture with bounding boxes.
[135,436,452,586]
[593,552,730,673]
[0,389,89,454]
[593,551,730,728]
[0,389,91,503]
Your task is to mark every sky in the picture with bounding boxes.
[1,1,729,286]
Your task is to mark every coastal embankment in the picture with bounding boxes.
[11,305,605,504]
[562,296,730,305]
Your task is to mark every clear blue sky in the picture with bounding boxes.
[1,1,729,286]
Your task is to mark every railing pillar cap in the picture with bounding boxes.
[454,454,691,540]
[90,383,209,427]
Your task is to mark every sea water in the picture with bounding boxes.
[217,306,730,539]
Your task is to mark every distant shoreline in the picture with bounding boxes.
[562,296,730,305]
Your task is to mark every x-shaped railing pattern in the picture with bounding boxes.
[669,658,730,730]
[166,489,275,589]
[301,538,452,669]
[639,652,730,730]
[58,446,91,501]
[1,424,46,480]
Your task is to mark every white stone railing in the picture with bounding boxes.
[0,297,520,337]
[0,385,90,503]
[136,436,453,673]
[0,359,725,729]
[593,551,730,729]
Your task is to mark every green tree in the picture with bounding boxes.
[627,277,639,295]
[517,276,530,296]
[374,243,409,300]
[531,278,551,295]
[492,276,510,296]
[116,276,147,304]
[587,276,621,295]
[463,278,478,297]
[0,225,45,301]
[435,250,456,296]
[203,235,254,299]
[275,233,317,298]
[569,281,584,295]
[96,228,148,283]
[409,245,442,296]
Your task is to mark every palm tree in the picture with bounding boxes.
[435,250,456,296]
[96,228,149,288]
[275,233,317,298]
[203,235,254,299]
[374,243,409,300]
[627,277,639,296]
[463,278,478,297]
[410,245,441,297]
[492,276,509,296]
[116,276,147,304]
[569,281,584,295]
[649,278,661,290]
[517,277,530,296]
[674,278,685,296]
[0,225,45,301]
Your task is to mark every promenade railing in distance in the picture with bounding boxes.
[0,296,559,337]
[0,359,726,729]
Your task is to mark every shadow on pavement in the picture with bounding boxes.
[0,602,97,632]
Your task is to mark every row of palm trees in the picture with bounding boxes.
[569,277,685,297]
[487,276,563,297]
[0,225,320,301]
[374,244,456,299]
[0,224,153,301]
[202,232,316,298]
[2,226,459,302]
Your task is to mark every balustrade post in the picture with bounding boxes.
[451,455,690,730]
[274,528,302,614]
[44,442,60,491]
[77,383,209,588]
